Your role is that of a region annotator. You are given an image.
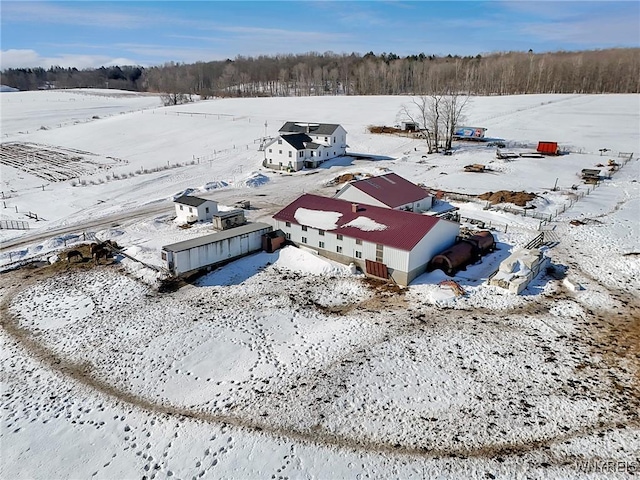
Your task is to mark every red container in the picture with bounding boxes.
[537,141,559,155]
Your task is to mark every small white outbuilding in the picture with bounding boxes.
[174,196,218,224]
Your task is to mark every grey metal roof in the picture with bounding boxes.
[174,196,212,207]
[279,122,342,136]
[162,222,273,252]
[280,133,313,150]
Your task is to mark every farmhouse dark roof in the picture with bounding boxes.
[345,173,431,208]
[280,133,313,150]
[174,196,212,207]
[279,122,341,136]
[273,194,446,251]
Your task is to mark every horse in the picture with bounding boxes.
[66,250,83,263]
[93,247,109,265]
[89,243,100,256]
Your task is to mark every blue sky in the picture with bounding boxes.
[1,1,639,69]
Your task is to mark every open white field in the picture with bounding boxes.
[1,90,639,479]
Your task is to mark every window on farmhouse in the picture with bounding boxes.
[179,205,183,210]
[337,234,343,240]
[285,221,291,227]
[268,148,272,153]
[301,237,307,244]
[278,139,282,144]
[161,251,167,261]
[318,229,325,236]
[336,246,342,253]
[189,207,193,213]
[355,251,362,259]
[279,150,282,155]
[376,244,384,262]
[319,241,325,248]
[289,151,292,157]
[356,239,362,245]
[286,233,291,240]
[302,226,308,231]
[205,207,209,213]
[324,136,328,142]
[299,151,303,157]
[311,151,314,157]
[333,137,336,142]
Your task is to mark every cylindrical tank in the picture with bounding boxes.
[467,231,495,253]
[429,242,475,275]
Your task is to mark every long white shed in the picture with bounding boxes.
[162,222,273,276]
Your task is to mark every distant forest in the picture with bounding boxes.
[2,48,639,97]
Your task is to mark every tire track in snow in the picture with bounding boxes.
[1,268,638,465]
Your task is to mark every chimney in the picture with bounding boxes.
[351,203,359,213]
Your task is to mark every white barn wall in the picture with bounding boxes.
[274,219,411,274]
[407,220,460,275]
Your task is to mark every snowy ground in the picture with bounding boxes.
[1,90,639,479]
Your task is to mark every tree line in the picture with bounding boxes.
[2,48,638,98]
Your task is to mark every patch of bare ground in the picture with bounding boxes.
[478,190,537,206]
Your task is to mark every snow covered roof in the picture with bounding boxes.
[162,222,272,252]
[174,196,215,207]
[273,194,447,251]
[279,122,342,136]
[342,173,431,208]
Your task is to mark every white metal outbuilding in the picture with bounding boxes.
[162,222,273,276]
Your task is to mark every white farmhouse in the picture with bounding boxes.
[174,196,218,224]
[263,122,347,171]
[273,194,459,285]
[334,172,433,212]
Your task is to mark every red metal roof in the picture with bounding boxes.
[273,194,446,251]
[346,173,430,208]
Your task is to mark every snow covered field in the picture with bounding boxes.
[1,90,639,479]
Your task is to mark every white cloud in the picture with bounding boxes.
[0,49,139,70]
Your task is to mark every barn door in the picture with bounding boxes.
[365,260,388,279]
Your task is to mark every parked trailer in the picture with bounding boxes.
[162,222,273,276]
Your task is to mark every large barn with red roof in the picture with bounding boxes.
[334,172,433,212]
[272,194,459,285]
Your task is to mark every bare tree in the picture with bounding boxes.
[399,91,470,153]
[399,95,442,153]
[441,92,471,150]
